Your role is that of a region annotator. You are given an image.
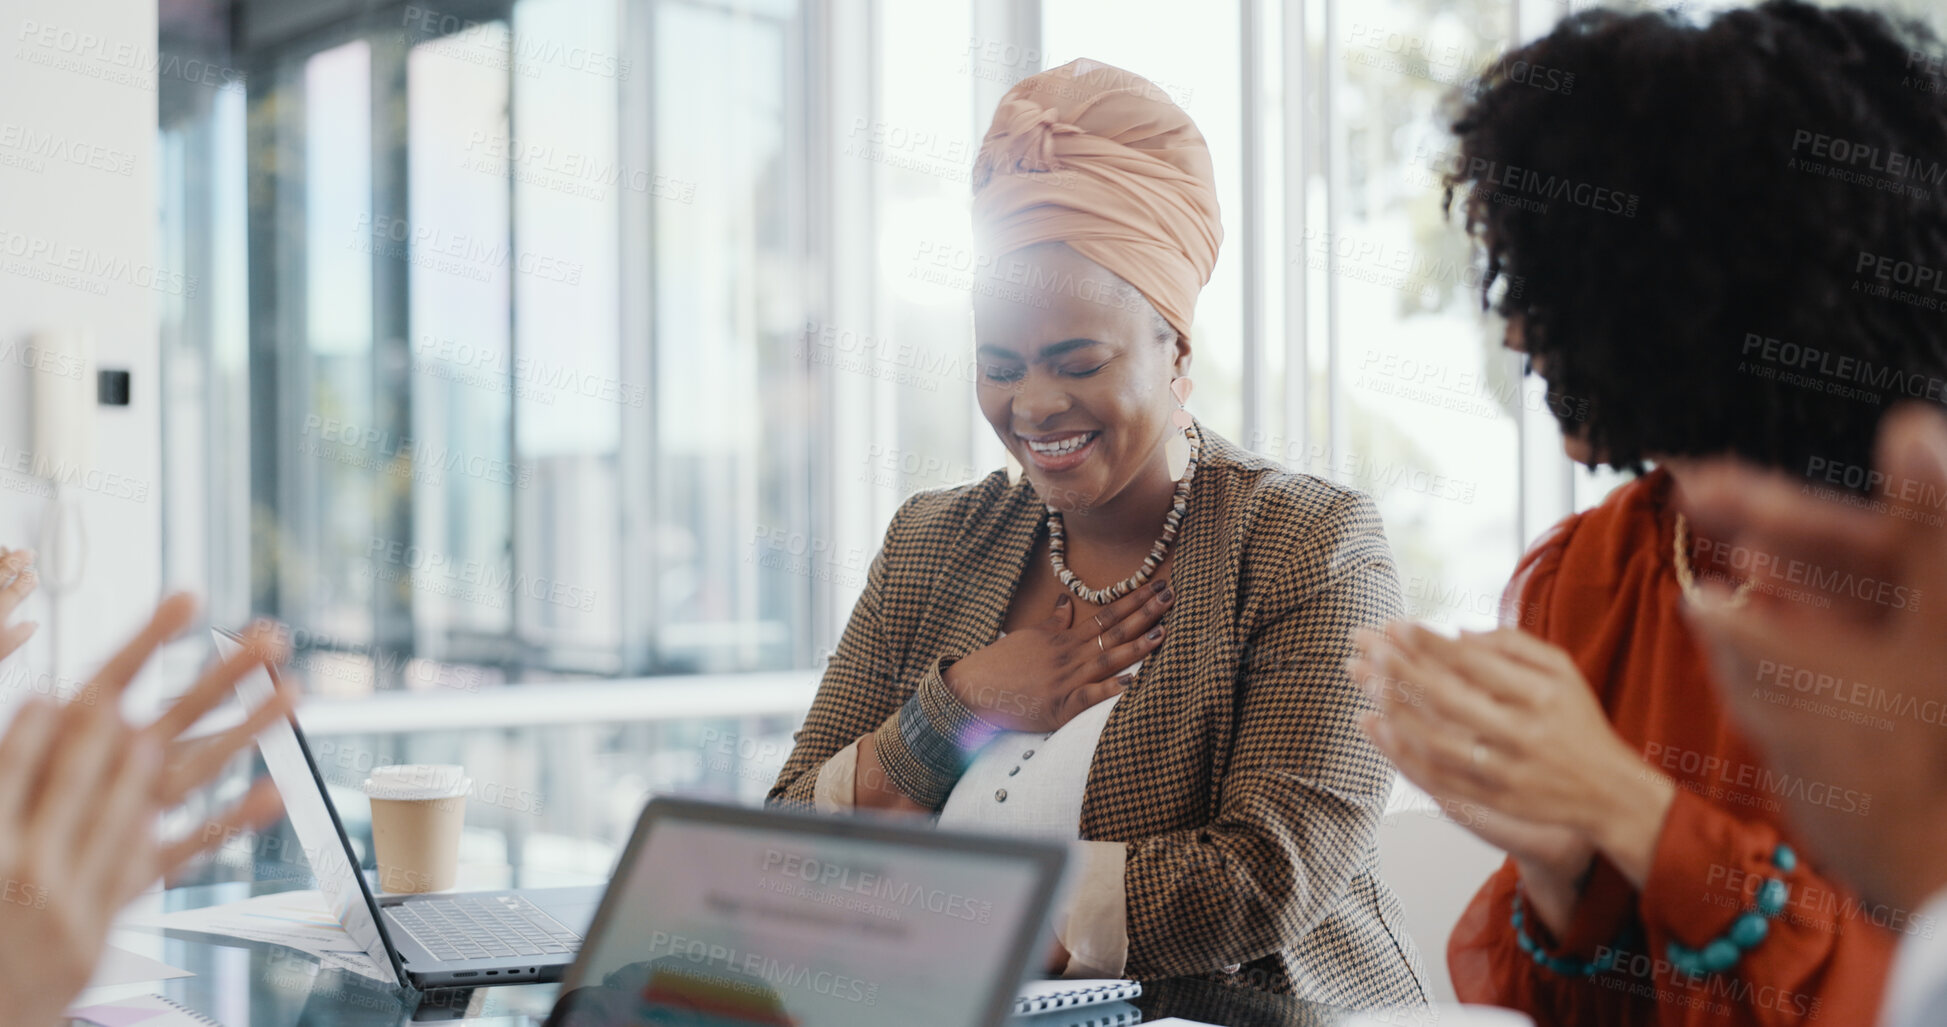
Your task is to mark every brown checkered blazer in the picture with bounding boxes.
[768,429,1429,1009]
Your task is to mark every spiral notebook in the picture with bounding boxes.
[66,994,223,1027]
[1015,979,1143,1017]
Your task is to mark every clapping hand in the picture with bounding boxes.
[1682,405,1947,910]
[0,548,37,663]
[1350,623,1679,931]
[0,596,297,1027]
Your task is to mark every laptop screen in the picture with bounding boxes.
[550,801,1064,1027]
[217,630,403,985]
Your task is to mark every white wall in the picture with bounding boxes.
[0,0,163,695]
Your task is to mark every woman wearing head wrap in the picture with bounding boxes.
[770,59,1427,1007]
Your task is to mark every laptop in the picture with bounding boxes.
[217,628,605,990]
[540,796,1072,1027]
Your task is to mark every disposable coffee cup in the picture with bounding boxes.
[363,764,469,894]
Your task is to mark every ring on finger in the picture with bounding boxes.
[1097,636,1106,654]
[1471,740,1489,769]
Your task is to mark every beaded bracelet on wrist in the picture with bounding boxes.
[872,660,1000,809]
[1665,844,1796,976]
[1510,844,1797,980]
[1511,892,1637,978]
[916,664,1002,751]
[872,701,955,809]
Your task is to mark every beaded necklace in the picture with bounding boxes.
[1045,423,1201,606]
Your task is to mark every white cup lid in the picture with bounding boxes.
[363,764,469,800]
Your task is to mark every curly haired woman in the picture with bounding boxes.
[1356,3,1947,1024]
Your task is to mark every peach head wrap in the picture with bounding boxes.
[972,58,1222,341]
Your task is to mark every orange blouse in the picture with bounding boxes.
[1448,470,1897,1025]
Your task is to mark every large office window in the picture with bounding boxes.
[869,0,979,515]
[403,19,517,674]
[1325,0,1521,626]
[296,39,381,667]
[648,0,809,675]
[168,0,811,691]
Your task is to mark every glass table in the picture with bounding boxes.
[83,879,1395,1027]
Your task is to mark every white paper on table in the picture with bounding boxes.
[117,890,396,984]
[66,992,223,1027]
[84,946,194,989]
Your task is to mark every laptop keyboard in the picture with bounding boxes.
[387,895,581,964]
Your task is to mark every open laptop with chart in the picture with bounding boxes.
[541,796,1089,1027]
[217,628,605,990]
